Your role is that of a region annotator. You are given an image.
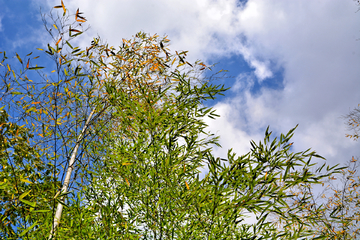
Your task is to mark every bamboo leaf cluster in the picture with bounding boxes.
[0,2,353,239]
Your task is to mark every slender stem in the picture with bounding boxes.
[48,107,96,239]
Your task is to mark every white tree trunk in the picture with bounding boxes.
[48,107,96,239]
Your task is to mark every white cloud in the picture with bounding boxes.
[39,1,246,63]
[0,14,3,32]
[0,0,4,32]
[208,0,360,166]
[235,0,360,164]
[38,0,360,166]
[25,0,359,228]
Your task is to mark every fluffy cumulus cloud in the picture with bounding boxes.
[207,0,360,164]
[38,0,359,165]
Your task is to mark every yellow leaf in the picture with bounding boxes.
[16,53,23,64]
[53,24,58,30]
[76,8,86,22]
[53,191,61,199]
[185,181,189,190]
[61,0,66,13]
[125,178,130,186]
[19,190,31,200]
[21,178,33,184]
[56,37,62,46]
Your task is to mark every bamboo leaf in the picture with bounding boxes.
[19,221,38,237]
[19,190,32,200]
[65,41,73,49]
[15,53,23,64]
[56,37,62,46]
[19,198,36,208]
[20,178,33,184]
[28,66,45,70]
[61,0,66,14]
[33,210,51,213]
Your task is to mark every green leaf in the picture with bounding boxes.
[19,198,36,207]
[33,209,51,213]
[19,221,38,237]
[19,190,32,200]
[65,40,73,49]
[28,66,45,70]
[0,180,8,189]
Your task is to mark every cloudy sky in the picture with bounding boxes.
[1,0,359,168]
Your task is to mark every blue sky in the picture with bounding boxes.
[1,0,359,169]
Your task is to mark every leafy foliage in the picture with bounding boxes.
[344,104,360,140]
[275,158,360,239]
[83,83,344,239]
[0,109,58,238]
[275,103,360,239]
[0,2,351,239]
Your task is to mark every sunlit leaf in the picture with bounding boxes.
[19,190,31,200]
[56,37,62,46]
[20,178,33,184]
[19,221,38,237]
[76,8,86,22]
[15,53,23,64]
[61,0,66,13]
